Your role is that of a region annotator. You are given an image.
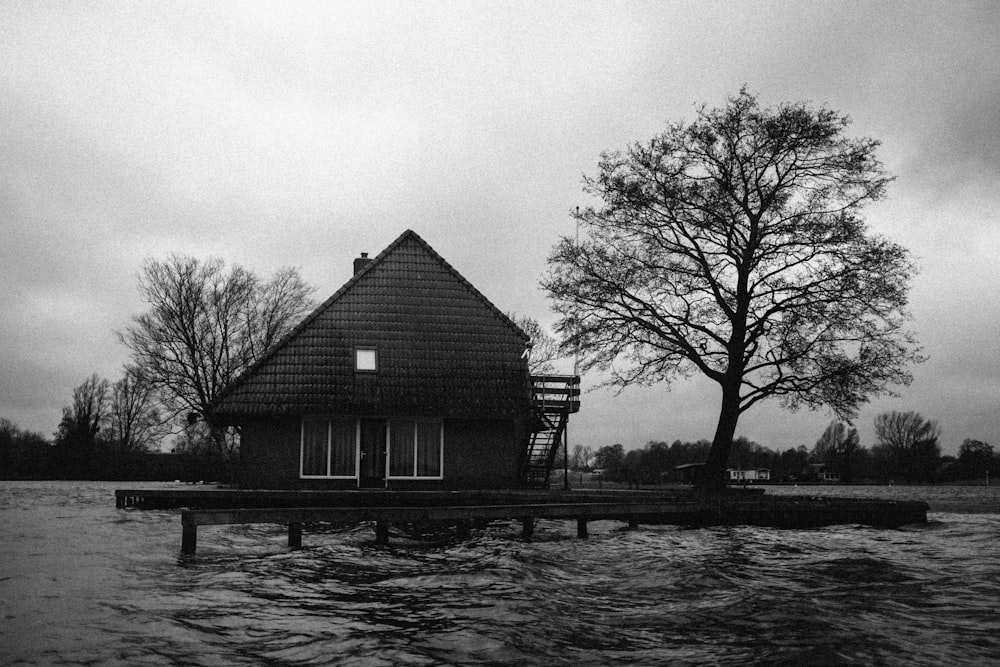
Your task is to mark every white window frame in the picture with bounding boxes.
[385,418,444,481]
[355,347,377,372]
[299,418,360,480]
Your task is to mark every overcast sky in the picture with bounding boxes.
[3,1,999,455]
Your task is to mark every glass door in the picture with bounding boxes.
[359,419,386,487]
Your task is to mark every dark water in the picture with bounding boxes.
[2,482,998,666]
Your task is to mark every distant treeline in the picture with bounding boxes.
[0,418,226,482]
[4,411,997,486]
[571,427,998,486]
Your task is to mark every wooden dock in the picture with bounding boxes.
[180,501,694,553]
[115,488,929,554]
[115,488,687,510]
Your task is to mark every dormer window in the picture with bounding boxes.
[355,347,377,372]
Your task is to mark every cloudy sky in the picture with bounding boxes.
[3,1,998,455]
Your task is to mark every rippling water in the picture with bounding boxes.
[2,482,998,666]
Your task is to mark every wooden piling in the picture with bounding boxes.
[577,517,588,538]
[521,516,534,539]
[181,517,197,554]
[288,522,302,548]
[375,521,390,545]
[628,516,639,530]
[455,520,471,540]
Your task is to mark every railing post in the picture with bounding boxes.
[563,416,569,490]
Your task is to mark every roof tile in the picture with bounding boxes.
[213,230,531,419]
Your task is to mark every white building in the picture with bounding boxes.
[727,468,771,483]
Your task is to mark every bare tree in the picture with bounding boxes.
[544,89,921,490]
[873,411,940,482]
[570,444,594,470]
[55,374,111,472]
[1,418,51,478]
[812,420,860,483]
[509,313,563,374]
[106,369,167,455]
[956,439,994,480]
[119,255,314,468]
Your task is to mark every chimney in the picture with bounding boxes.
[353,252,372,275]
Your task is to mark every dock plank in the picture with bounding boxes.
[182,501,703,526]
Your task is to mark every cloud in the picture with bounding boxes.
[1,2,998,455]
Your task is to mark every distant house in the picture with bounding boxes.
[674,463,705,485]
[212,230,578,489]
[727,468,771,483]
[804,463,841,483]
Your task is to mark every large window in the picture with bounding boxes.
[388,419,443,479]
[300,419,357,478]
[301,418,442,480]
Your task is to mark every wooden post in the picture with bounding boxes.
[521,516,534,539]
[181,517,197,554]
[577,517,588,539]
[375,521,390,545]
[455,520,471,540]
[627,516,639,530]
[563,420,569,490]
[288,522,302,548]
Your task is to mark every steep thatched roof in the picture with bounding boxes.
[213,230,531,420]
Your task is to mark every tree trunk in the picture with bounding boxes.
[841,445,854,485]
[207,421,237,484]
[700,382,741,492]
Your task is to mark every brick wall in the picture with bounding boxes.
[442,418,521,488]
[239,416,527,489]
[238,417,299,488]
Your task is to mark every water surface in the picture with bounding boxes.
[2,482,997,665]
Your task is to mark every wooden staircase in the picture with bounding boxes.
[522,375,581,487]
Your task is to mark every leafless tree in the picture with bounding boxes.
[55,374,111,469]
[873,410,940,482]
[544,89,921,490]
[813,421,854,459]
[570,444,594,470]
[812,420,860,483]
[956,439,994,480]
[106,369,167,455]
[509,313,563,374]
[119,255,314,467]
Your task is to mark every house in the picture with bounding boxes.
[212,230,577,490]
[727,468,771,483]
[674,463,705,485]
[804,463,841,483]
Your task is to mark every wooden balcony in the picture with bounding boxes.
[530,374,581,413]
